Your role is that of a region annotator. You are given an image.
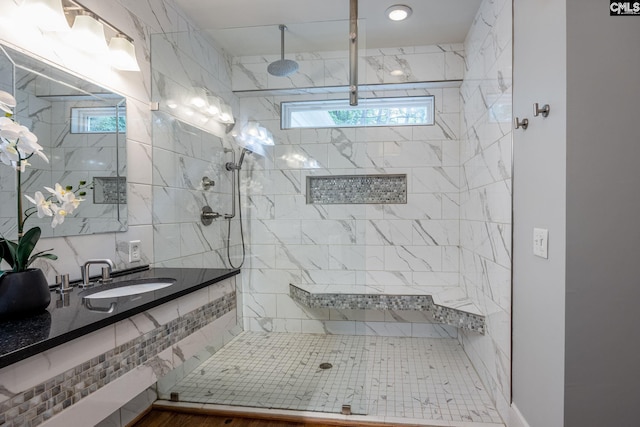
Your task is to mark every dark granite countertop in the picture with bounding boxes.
[0,267,240,369]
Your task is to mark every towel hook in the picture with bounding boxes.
[514,117,529,130]
[534,103,550,118]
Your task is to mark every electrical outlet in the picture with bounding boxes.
[129,240,141,263]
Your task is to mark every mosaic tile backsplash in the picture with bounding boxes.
[306,175,407,205]
[0,293,235,427]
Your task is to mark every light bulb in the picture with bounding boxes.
[70,14,109,55]
[386,5,413,21]
[109,36,140,71]
[21,0,70,32]
[190,87,207,109]
[219,104,234,123]
[206,96,221,116]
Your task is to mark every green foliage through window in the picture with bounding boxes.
[282,96,434,129]
[71,106,126,133]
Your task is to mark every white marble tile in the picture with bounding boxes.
[382,194,442,220]
[245,293,277,319]
[355,321,412,337]
[272,318,303,333]
[275,244,329,270]
[301,219,358,245]
[328,245,366,270]
[384,245,442,272]
[365,220,413,246]
[383,141,442,167]
[412,167,460,193]
[246,244,276,269]
[301,269,357,286]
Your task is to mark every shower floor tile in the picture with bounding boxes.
[168,331,502,425]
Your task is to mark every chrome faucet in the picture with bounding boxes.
[81,259,115,289]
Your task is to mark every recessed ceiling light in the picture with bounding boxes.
[386,4,413,21]
[390,69,405,76]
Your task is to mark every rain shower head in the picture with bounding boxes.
[268,25,299,77]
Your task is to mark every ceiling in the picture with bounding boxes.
[172,0,483,56]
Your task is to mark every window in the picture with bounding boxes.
[71,106,126,133]
[281,96,434,129]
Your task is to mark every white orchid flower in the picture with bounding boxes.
[45,183,72,204]
[0,140,19,165]
[0,91,16,115]
[68,193,84,210]
[25,191,53,218]
[0,120,22,141]
[0,116,14,128]
[50,202,74,228]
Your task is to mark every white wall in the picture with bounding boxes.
[512,0,567,425]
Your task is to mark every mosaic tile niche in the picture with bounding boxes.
[306,174,407,204]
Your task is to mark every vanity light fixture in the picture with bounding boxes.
[219,104,235,124]
[190,87,208,109]
[109,34,141,71]
[206,95,221,116]
[386,4,413,21]
[236,121,274,147]
[21,0,70,32]
[70,12,109,55]
[20,0,141,72]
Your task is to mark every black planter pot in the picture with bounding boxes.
[0,269,51,319]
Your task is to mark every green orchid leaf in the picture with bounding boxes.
[26,250,58,268]
[0,239,13,267]
[0,238,18,270]
[16,227,41,271]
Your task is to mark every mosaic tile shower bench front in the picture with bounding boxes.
[0,277,239,427]
[289,284,485,334]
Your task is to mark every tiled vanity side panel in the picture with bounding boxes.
[0,279,237,427]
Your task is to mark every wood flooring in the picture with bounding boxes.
[131,407,426,427]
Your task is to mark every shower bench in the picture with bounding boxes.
[289,283,485,334]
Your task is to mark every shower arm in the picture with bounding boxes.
[224,150,237,219]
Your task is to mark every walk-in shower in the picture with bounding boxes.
[151,0,512,424]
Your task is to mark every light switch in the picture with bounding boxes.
[533,228,548,259]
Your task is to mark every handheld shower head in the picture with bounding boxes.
[237,148,252,169]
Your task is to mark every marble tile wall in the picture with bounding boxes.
[236,49,463,337]
[458,0,513,420]
[233,44,465,91]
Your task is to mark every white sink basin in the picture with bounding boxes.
[83,278,175,299]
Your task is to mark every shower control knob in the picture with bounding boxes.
[202,176,215,190]
[201,206,221,226]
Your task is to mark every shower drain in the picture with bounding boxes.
[319,362,333,370]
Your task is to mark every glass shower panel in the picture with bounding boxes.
[150,18,373,416]
[149,31,234,270]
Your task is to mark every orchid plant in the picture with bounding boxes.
[0,90,86,276]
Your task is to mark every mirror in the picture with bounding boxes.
[0,44,127,238]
